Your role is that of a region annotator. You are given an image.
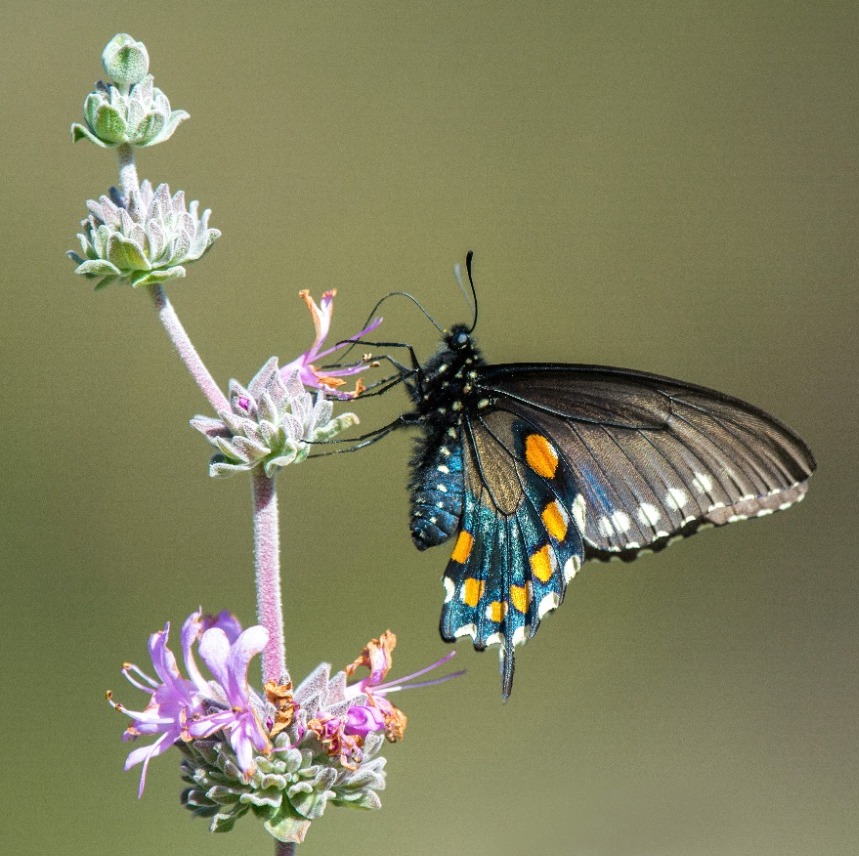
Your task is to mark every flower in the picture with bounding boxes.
[71,35,188,148]
[109,609,268,797]
[113,613,463,842]
[179,627,463,843]
[191,360,359,477]
[68,181,220,289]
[281,289,383,399]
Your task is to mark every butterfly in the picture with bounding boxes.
[354,254,815,699]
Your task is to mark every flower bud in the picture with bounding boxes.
[102,33,149,88]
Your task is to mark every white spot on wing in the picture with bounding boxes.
[572,494,587,533]
[597,516,614,537]
[443,577,455,603]
[512,626,528,646]
[538,592,560,618]
[563,556,580,583]
[692,472,714,494]
[638,503,662,527]
[453,623,477,640]
[665,488,690,510]
[485,632,503,646]
[610,511,632,533]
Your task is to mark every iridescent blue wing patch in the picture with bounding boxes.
[439,410,585,699]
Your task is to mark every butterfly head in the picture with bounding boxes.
[444,323,473,353]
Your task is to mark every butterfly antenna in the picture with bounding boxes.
[337,291,444,364]
[457,250,478,333]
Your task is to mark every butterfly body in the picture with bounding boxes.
[397,324,815,699]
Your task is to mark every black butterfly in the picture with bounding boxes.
[352,255,815,699]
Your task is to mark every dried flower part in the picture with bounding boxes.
[68,181,220,289]
[191,361,358,478]
[265,680,297,738]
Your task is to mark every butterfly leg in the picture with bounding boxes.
[308,416,411,456]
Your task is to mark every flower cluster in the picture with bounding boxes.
[71,34,188,148]
[191,360,359,477]
[110,611,461,843]
[68,181,220,289]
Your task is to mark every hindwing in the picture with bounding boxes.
[439,410,585,698]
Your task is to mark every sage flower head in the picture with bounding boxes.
[68,181,220,289]
[281,289,383,399]
[191,360,359,478]
[72,34,188,147]
[179,627,463,844]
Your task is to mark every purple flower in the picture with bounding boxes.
[109,609,271,796]
[187,623,272,776]
[281,289,382,399]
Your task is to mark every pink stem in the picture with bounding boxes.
[276,841,296,855]
[252,468,286,683]
[148,285,229,413]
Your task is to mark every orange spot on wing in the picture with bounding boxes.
[510,583,530,613]
[488,601,507,623]
[529,545,554,583]
[462,578,485,607]
[542,500,568,541]
[451,531,474,564]
[525,434,558,478]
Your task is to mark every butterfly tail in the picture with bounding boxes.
[500,638,516,701]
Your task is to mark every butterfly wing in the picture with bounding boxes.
[438,409,585,699]
[475,363,815,559]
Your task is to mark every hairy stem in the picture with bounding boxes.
[117,143,140,199]
[148,285,229,413]
[252,468,286,682]
[276,841,297,855]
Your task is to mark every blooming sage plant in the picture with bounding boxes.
[70,34,462,851]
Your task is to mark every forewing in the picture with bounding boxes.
[478,364,815,559]
[439,410,585,698]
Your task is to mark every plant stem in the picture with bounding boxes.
[252,467,286,682]
[276,841,297,855]
[148,285,230,413]
[117,143,140,198]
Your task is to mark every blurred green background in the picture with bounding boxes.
[1,2,856,855]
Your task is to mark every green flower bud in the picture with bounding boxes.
[68,181,220,288]
[102,34,149,88]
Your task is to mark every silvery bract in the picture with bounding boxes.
[68,181,220,289]
[71,75,188,148]
[179,663,387,844]
[191,360,359,478]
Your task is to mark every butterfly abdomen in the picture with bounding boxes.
[407,327,489,551]
[409,433,464,550]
